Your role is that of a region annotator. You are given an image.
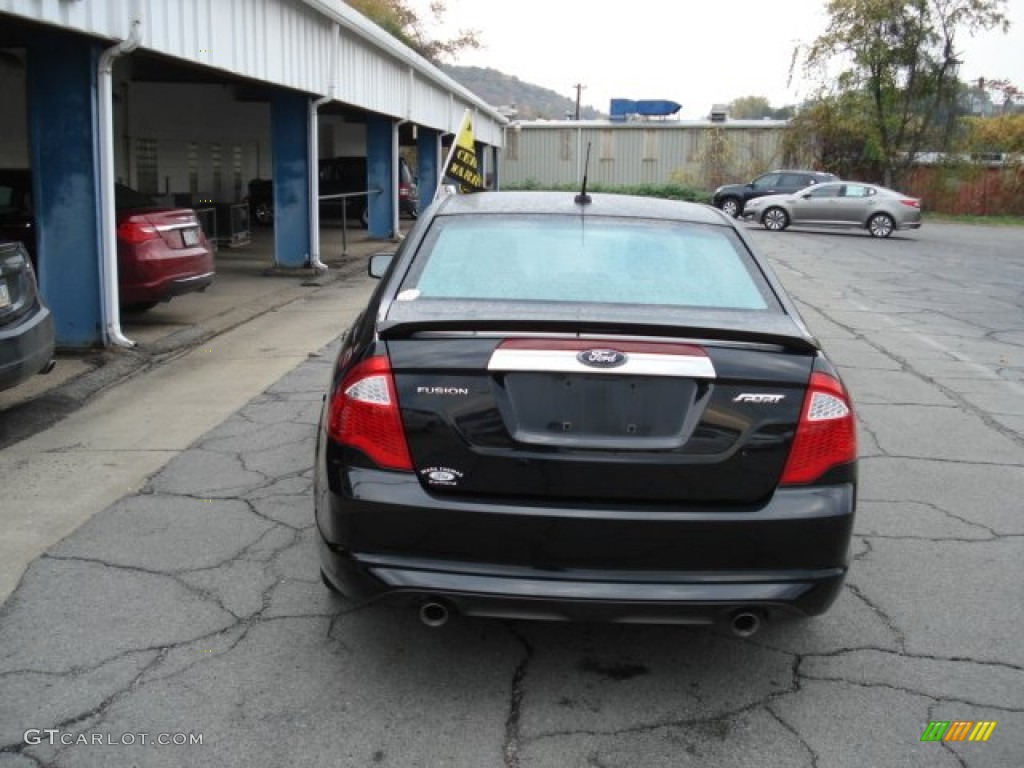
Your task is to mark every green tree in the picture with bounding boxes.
[965,113,1024,153]
[784,92,882,179]
[345,0,480,63]
[728,96,774,119]
[804,0,1010,185]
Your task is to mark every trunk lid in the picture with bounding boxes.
[389,335,814,505]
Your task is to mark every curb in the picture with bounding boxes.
[0,258,367,451]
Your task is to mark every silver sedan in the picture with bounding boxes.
[741,181,922,238]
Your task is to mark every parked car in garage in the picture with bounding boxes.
[0,239,55,392]
[247,155,418,227]
[113,184,215,312]
[741,181,923,238]
[0,169,214,312]
[314,190,858,634]
[712,170,838,218]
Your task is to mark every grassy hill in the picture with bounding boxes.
[442,65,604,120]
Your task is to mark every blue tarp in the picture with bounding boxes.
[609,99,683,120]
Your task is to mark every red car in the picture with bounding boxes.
[113,184,214,312]
[0,170,214,313]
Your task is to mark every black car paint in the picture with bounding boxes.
[314,192,857,625]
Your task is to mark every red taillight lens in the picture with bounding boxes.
[326,355,412,471]
[781,371,857,485]
[117,217,160,244]
[900,199,920,208]
[398,182,411,199]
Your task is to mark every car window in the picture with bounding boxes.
[780,174,811,188]
[841,184,875,198]
[401,216,779,311]
[807,185,841,198]
[751,174,782,190]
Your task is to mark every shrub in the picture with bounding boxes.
[500,181,712,204]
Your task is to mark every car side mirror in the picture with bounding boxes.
[368,252,394,278]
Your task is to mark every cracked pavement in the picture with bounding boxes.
[1,222,1022,767]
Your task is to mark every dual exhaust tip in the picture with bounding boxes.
[419,600,451,628]
[417,600,764,637]
[729,610,762,638]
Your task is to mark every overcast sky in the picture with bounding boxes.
[410,0,1024,118]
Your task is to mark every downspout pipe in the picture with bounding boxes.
[308,22,339,272]
[392,122,406,241]
[390,67,414,240]
[97,16,143,347]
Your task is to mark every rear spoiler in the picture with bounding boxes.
[378,302,821,354]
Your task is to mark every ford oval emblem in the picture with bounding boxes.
[577,349,628,368]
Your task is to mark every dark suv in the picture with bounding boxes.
[713,170,838,218]
[248,156,418,227]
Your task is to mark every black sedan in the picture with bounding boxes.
[314,191,857,635]
[0,240,54,391]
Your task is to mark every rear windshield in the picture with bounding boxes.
[400,215,779,311]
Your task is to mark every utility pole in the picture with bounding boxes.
[573,83,586,120]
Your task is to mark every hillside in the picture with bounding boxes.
[442,65,605,120]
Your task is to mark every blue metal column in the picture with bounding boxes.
[365,116,395,239]
[416,128,440,211]
[26,32,105,347]
[271,92,312,268]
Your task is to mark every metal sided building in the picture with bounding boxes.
[501,119,789,191]
[0,0,506,347]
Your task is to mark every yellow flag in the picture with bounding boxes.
[443,111,485,193]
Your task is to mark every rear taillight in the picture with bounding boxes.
[781,371,857,485]
[900,199,920,208]
[399,182,411,199]
[117,216,160,244]
[326,355,412,471]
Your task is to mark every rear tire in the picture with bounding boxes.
[762,207,789,232]
[868,212,895,238]
[719,197,741,218]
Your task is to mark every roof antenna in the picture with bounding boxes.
[574,142,592,205]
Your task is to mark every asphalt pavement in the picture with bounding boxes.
[0,219,1022,768]
[0,225,386,602]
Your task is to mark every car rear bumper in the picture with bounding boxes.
[320,543,847,623]
[0,302,55,391]
[120,269,214,304]
[163,271,215,298]
[119,240,215,304]
[316,464,856,620]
